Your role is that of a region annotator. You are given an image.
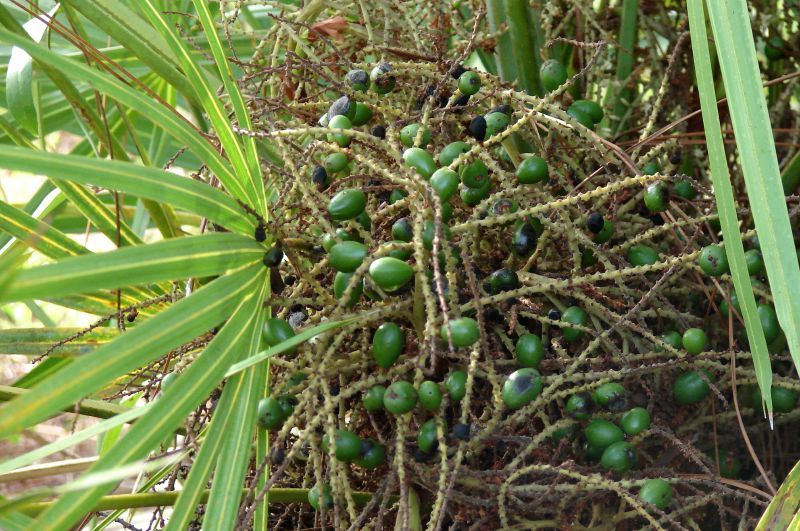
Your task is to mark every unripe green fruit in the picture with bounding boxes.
[440,317,480,348]
[445,370,468,401]
[383,381,417,414]
[501,368,543,409]
[372,322,405,368]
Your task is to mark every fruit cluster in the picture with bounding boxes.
[242,55,799,528]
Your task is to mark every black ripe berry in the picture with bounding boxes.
[271,446,286,465]
[371,125,386,139]
[312,165,328,191]
[669,152,683,165]
[284,274,296,286]
[586,212,604,234]
[329,385,340,396]
[263,245,284,268]
[254,223,266,242]
[450,63,467,79]
[468,116,487,140]
[290,303,304,313]
[327,95,353,120]
[453,423,470,441]
[548,309,562,321]
[412,447,436,462]
[454,93,470,107]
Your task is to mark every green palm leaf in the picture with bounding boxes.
[31,272,267,529]
[0,264,262,438]
[0,28,251,204]
[0,233,263,303]
[0,145,254,234]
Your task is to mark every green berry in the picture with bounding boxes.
[328,188,366,221]
[372,322,405,368]
[673,370,711,404]
[698,244,729,276]
[369,257,414,292]
[422,220,452,250]
[440,317,480,348]
[461,160,489,188]
[515,333,545,368]
[516,156,548,184]
[460,178,491,206]
[363,385,386,411]
[643,182,670,212]
[391,217,413,242]
[276,395,295,418]
[389,189,407,204]
[720,290,740,318]
[601,441,637,473]
[592,219,614,244]
[484,111,510,138]
[400,123,431,148]
[351,102,373,126]
[257,397,286,430]
[502,368,543,409]
[445,370,468,401]
[438,141,470,166]
[418,380,443,411]
[627,244,660,266]
[430,168,460,201]
[322,429,362,461]
[551,423,578,443]
[745,249,764,275]
[308,484,333,511]
[682,328,708,355]
[458,71,481,95]
[639,479,673,509]
[642,161,660,175]
[621,407,651,435]
[354,439,384,469]
[567,107,594,129]
[322,228,359,252]
[487,268,519,294]
[569,100,603,124]
[383,241,412,260]
[566,392,595,420]
[593,382,629,412]
[418,418,441,452]
[403,147,437,179]
[561,306,588,342]
[333,271,362,307]
[329,241,368,273]
[758,304,780,343]
[263,318,296,354]
[771,386,798,413]
[673,179,696,200]
[383,381,417,414]
[583,441,605,462]
[540,59,567,91]
[327,114,352,147]
[584,419,624,448]
[659,330,683,351]
[325,152,349,174]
